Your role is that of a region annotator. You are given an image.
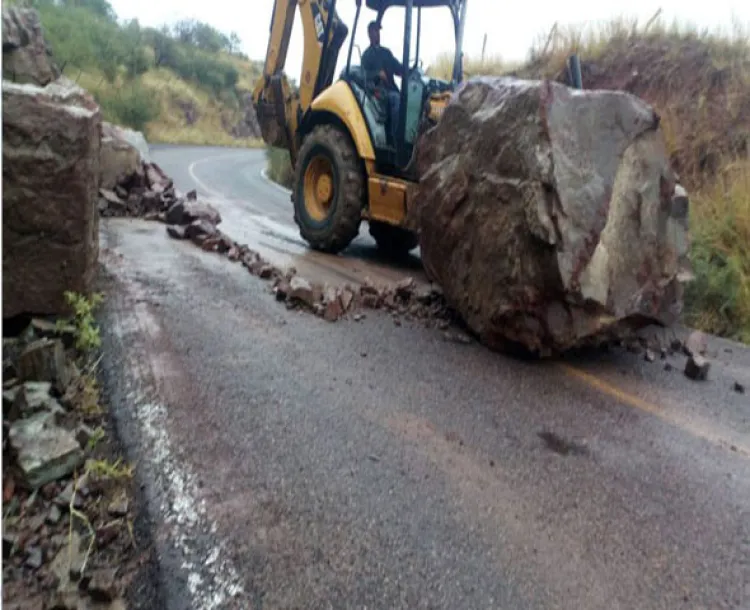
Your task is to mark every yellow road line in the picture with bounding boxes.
[559,364,749,457]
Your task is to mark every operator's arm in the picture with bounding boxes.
[386,48,405,77]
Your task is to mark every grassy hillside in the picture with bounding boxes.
[267,17,750,342]
[7,0,264,147]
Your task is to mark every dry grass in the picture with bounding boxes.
[73,67,263,148]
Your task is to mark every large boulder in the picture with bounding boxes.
[413,77,692,355]
[2,8,60,86]
[3,79,102,318]
[100,122,150,190]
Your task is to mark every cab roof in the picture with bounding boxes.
[365,0,461,11]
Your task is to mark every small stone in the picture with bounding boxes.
[86,567,119,602]
[322,287,342,322]
[361,294,379,308]
[339,288,355,312]
[12,381,61,421]
[259,265,275,280]
[17,339,70,394]
[75,424,95,448]
[670,339,682,352]
[8,413,84,488]
[443,331,471,344]
[684,331,708,357]
[200,237,220,251]
[684,354,710,381]
[107,494,129,518]
[46,504,63,525]
[227,247,240,261]
[664,363,673,372]
[395,277,415,299]
[185,219,218,244]
[393,317,402,327]
[289,276,315,307]
[55,482,84,510]
[734,382,745,394]
[30,318,77,348]
[660,348,668,360]
[166,224,187,239]
[644,349,656,363]
[3,531,19,559]
[24,546,43,570]
[95,522,119,548]
[186,189,198,201]
[353,313,365,322]
[275,280,290,301]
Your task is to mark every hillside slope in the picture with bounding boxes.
[6,0,264,147]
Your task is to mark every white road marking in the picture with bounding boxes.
[260,167,293,195]
[106,275,245,609]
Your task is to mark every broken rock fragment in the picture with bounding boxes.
[289,276,315,307]
[8,412,84,488]
[413,76,692,355]
[185,219,218,245]
[684,354,710,381]
[18,339,70,394]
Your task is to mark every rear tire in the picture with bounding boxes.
[292,124,365,254]
[369,220,419,259]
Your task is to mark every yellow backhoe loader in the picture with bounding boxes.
[252,0,468,257]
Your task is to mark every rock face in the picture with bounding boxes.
[2,8,60,86]
[413,77,692,355]
[100,122,150,190]
[3,78,101,318]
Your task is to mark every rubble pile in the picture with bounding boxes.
[2,323,137,608]
[412,76,693,357]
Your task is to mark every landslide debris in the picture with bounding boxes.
[411,76,692,356]
[2,317,139,609]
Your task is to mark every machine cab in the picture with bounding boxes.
[340,0,467,178]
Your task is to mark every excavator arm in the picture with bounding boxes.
[252,0,349,165]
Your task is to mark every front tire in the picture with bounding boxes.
[292,124,365,254]
[369,220,419,259]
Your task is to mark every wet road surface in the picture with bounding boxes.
[100,146,750,610]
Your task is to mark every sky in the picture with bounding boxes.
[109,0,750,80]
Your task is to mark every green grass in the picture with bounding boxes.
[265,147,294,189]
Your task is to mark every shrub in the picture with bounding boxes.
[95,81,160,132]
[265,146,294,189]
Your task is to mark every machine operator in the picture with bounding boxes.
[361,20,404,143]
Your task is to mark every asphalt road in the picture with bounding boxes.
[100,146,750,610]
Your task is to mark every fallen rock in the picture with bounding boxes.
[17,339,70,394]
[185,219,218,245]
[684,354,710,381]
[24,545,43,570]
[107,493,129,518]
[289,276,315,307]
[184,201,222,226]
[100,122,145,190]
[413,77,692,355]
[2,8,60,86]
[166,225,187,240]
[9,413,84,488]
[16,339,69,395]
[733,381,745,394]
[11,381,63,421]
[3,78,101,318]
[684,331,708,357]
[323,287,343,322]
[86,567,119,602]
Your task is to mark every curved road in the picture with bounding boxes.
[100,146,750,610]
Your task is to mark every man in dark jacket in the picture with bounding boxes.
[362,20,404,143]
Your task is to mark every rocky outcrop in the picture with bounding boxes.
[2,78,102,318]
[2,7,60,86]
[100,121,150,189]
[412,77,692,355]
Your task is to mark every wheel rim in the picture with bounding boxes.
[303,154,335,222]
